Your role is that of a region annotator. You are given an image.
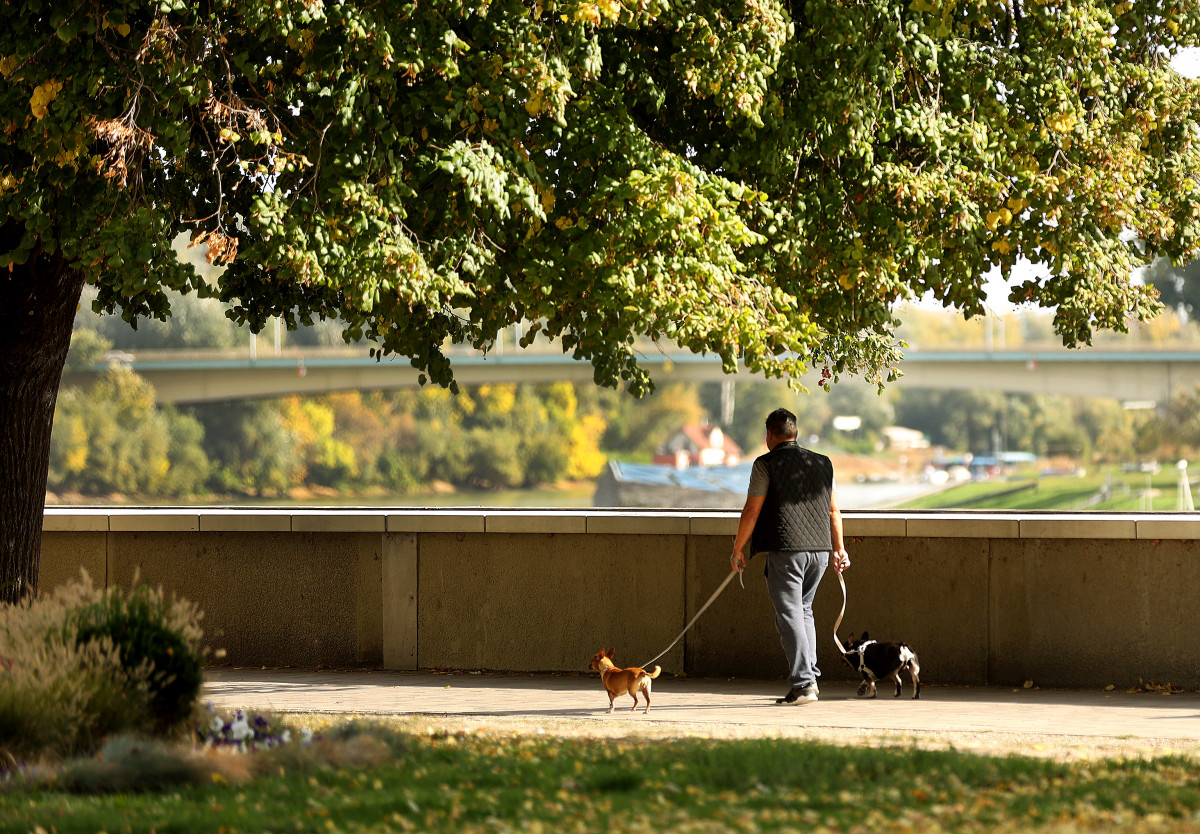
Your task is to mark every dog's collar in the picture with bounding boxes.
[852,640,876,653]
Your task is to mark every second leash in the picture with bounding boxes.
[832,568,848,655]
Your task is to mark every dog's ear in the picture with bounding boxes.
[860,631,870,641]
[606,647,615,658]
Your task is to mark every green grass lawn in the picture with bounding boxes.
[6,725,1200,833]
[898,466,1192,511]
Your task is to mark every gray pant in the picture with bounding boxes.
[764,550,829,688]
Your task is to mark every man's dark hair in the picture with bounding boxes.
[765,408,798,439]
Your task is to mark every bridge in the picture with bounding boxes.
[60,348,1200,405]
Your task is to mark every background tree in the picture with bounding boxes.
[1145,257,1200,321]
[74,287,244,352]
[1149,385,1200,458]
[896,389,1010,454]
[600,382,707,459]
[190,401,304,496]
[5,1,1200,599]
[48,368,210,497]
[824,384,897,453]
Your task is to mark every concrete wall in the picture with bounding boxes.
[41,509,1200,688]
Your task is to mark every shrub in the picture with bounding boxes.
[0,575,139,763]
[71,584,205,733]
[0,573,204,765]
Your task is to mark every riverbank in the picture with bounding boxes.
[44,482,597,508]
[45,453,945,511]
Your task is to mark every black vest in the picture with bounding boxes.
[751,441,834,554]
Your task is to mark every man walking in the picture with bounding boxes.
[731,408,850,704]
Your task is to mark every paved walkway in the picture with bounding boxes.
[204,669,1200,760]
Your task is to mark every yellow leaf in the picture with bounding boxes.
[53,145,80,167]
[0,55,16,77]
[574,3,601,25]
[597,0,622,19]
[1048,110,1077,134]
[116,23,131,36]
[30,79,62,120]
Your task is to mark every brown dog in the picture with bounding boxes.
[589,648,661,713]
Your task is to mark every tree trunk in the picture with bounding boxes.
[0,230,85,603]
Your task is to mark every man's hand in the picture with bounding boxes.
[732,496,763,575]
[730,549,747,573]
[832,549,851,574]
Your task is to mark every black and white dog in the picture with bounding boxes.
[842,632,921,699]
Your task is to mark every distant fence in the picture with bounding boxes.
[41,508,1200,688]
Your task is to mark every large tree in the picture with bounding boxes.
[3,0,1200,599]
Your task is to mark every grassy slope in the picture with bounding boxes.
[897,466,1191,512]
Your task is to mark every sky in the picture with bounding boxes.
[1173,47,1200,78]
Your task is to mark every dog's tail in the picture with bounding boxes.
[646,665,661,679]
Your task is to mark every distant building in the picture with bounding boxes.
[882,426,930,451]
[594,460,750,508]
[652,424,742,469]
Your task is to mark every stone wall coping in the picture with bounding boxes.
[41,508,1200,539]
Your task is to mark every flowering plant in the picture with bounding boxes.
[196,704,312,752]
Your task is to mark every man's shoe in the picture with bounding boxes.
[776,684,819,705]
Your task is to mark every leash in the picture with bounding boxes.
[832,568,848,655]
[640,568,743,669]
[639,563,849,669]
